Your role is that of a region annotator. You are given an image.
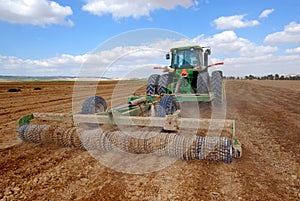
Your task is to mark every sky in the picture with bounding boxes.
[0,0,300,77]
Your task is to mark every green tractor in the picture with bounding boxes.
[147,45,224,117]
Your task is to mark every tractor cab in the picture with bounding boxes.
[163,46,212,94]
[149,45,222,96]
[166,46,211,69]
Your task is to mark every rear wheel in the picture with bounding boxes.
[81,96,107,114]
[210,71,223,105]
[197,71,209,94]
[146,74,160,95]
[157,95,177,117]
[158,74,169,95]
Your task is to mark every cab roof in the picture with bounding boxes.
[170,45,203,52]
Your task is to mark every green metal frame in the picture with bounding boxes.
[17,110,242,158]
[174,93,213,102]
[128,93,213,104]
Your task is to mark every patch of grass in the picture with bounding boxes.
[7,88,21,92]
[33,87,42,90]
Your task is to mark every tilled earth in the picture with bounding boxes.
[0,80,299,201]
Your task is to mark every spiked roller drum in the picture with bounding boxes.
[18,124,233,163]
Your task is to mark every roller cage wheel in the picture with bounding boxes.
[81,96,107,114]
[146,74,160,95]
[197,71,209,94]
[158,74,169,95]
[210,71,223,105]
[157,95,177,117]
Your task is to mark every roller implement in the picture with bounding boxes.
[17,45,242,163]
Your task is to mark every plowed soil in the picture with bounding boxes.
[0,80,299,201]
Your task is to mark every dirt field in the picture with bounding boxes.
[0,80,299,200]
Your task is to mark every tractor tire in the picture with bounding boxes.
[81,96,107,114]
[157,95,177,117]
[146,74,160,95]
[210,71,223,105]
[158,74,169,95]
[197,71,209,94]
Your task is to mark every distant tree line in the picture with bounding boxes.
[224,74,300,80]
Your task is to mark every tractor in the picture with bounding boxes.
[147,45,224,117]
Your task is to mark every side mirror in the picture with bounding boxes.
[166,53,170,60]
[204,49,211,66]
[205,49,211,55]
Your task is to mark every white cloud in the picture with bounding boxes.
[0,45,172,76]
[259,8,274,18]
[286,47,300,54]
[193,30,277,57]
[192,31,300,76]
[0,0,73,26]
[82,0,196,18]
[213,14,259,30]
[264,22,300,45]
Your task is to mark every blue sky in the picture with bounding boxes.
[0,0,300,77]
